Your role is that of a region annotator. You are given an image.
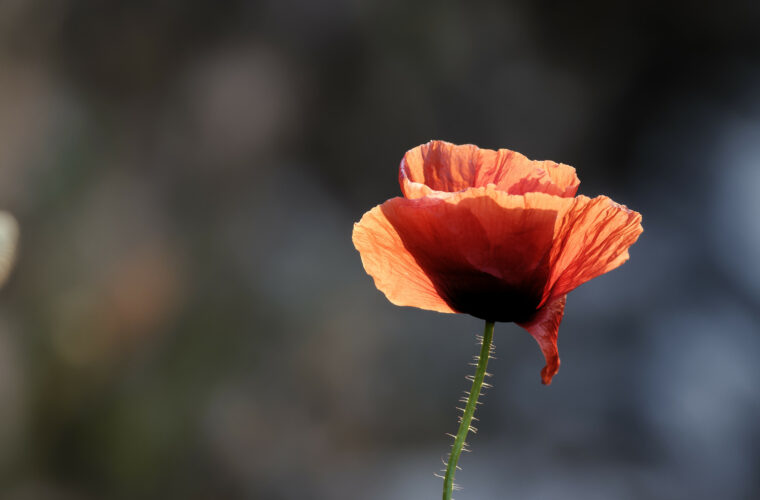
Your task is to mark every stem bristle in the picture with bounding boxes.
[440,321,495,500]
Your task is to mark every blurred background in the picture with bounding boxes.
[1,1,759,498]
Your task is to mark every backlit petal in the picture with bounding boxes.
[352,203,455,314]
[400,140,579,199]
[362,188,573,322]
[517,295,567,385]
[542,196,643,305]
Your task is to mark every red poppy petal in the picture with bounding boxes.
[542,195,643,305]
[361,188,570,322]
[352,203,456,314]
[399,141,486,198]
[400,140,579,199]
[517,295,567,385]
[509,159,580,198]
[544,162,581,197]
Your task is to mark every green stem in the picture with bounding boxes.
[442,320,495,500]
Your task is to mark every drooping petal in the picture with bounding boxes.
[352,203,455,314]
[517,295,567,385]
[541,195,643,306]
[355,188,572,322]
[399,140,579,199]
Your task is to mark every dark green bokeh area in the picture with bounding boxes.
[1,1,759,499]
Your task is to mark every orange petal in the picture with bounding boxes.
[517,295,567,385]
[542,196,643,305]
[354,188,572,322]
[511,158,580,198]
[399,140,579,199]
[352,202,455,314]
[544,161,581,196]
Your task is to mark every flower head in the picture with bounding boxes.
[352,141,642,384]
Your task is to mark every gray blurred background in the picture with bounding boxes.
[1,1,759,499]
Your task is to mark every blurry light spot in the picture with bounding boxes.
[710,117,760,299]
[641,303,760,498]
[0,212,19,288]
[182,46,297,166]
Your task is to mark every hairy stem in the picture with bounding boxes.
[442,320,495,500]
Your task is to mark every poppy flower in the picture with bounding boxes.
[352,140,642,384]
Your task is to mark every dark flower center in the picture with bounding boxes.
[381,196,555,324]
[431,270,545,323]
